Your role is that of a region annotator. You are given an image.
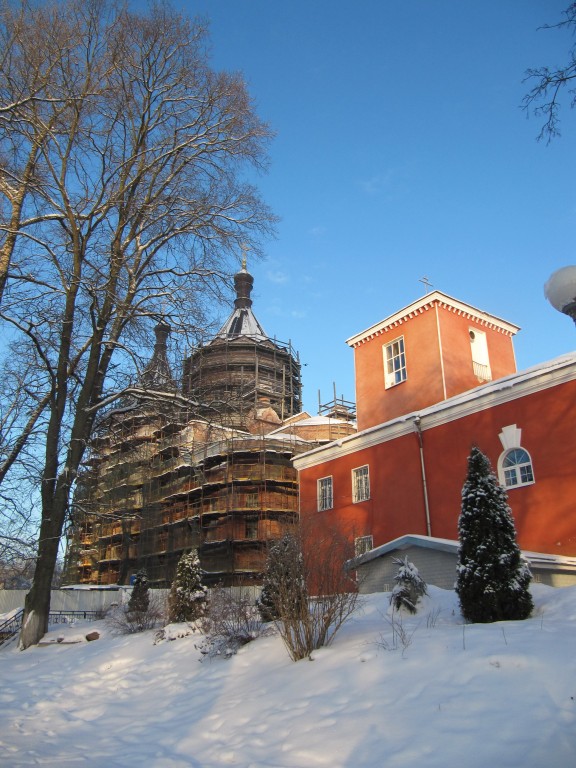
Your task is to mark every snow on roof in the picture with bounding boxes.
[61,584,122,591]
[419,351,576,415]
[347,533,576,571]
[294,352,576,468]
[348,534,459,568]
[269,415,354,433]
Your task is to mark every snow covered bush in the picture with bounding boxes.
[199,587,268,659]
[168,550,207,624]
[389,556,428,614]
[107,570,165,633]
[456,446,533,623]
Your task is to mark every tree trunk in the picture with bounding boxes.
[19,509,64,649]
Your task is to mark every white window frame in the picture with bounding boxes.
[497,447,535,489]
[352,465,370,503]
[469,327,492,382]
[354,534,373,557]
[317,476,333,511]
[383,336,407,389]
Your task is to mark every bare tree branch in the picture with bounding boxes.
[0,0,276,648]
[522,3,576,141]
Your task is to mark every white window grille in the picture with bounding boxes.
[354,535,373,557]
[317,476,333,511]
[469,328,492,382]
[500,448,535,488]
[384,336,407,388]
[352,465,370,503]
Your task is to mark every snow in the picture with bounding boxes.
[1,585,575,767]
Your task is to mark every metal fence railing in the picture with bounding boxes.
[0,609,102,648]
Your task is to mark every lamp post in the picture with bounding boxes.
[544,266,576,325]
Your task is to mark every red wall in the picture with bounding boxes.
[353,301,516,431]
[353,308,443,431]
[437,308,516,398]
[299,378,576,557]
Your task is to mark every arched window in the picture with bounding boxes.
[500,448,534,489]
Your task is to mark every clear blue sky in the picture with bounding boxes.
[181,0,576,414]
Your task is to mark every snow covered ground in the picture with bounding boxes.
[1,585,575,767]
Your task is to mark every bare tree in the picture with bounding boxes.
[0,344,48,574]
[0,0,96,305]
[523,3,576,141]
[0,0,276,648]
[269,526,361,662]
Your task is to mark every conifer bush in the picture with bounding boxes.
[108,568,164,633]
[456,446,533,623]
[389,556,428,614]
[168,550,208,623]
[128,569,150,617]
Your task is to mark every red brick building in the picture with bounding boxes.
[294,291,576,568]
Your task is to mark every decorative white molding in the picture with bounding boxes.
[499,424,522,450]
[345,290,520,348]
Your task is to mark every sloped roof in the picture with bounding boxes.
[346,290,520,348]
[214,306,268,341]
[347,533,576,572]
[213,263,268,342]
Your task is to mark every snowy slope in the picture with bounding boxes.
[1,585,575,767]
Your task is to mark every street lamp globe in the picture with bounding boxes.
[544,266,576,324]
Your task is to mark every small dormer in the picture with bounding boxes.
[346,291,519,431]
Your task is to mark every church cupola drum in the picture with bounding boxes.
[182,261,302,429]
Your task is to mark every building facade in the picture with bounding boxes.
[65,264,355,588]
[294,291,576,565]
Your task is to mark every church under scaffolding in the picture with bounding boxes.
[64,263,356,587]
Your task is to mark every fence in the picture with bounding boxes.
[0,588,126,616]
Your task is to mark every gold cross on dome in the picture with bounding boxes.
[240,243,251,270]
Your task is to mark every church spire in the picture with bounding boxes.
[140,321,176,390]
[233,257,254,310]
[213,252,267,340]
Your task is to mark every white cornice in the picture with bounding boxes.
[345,290,520,348]
[293,354,576,470]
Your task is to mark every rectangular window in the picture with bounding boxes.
[352,465,370,503]
[354,535,373,557]
[245,492,259,509]
[384,336,407,388]
[520,464,534,484]
[317,476,333,511]
[469,328,492,382]
[245,519,259,540]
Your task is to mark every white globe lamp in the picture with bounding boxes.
[544,266,576,324]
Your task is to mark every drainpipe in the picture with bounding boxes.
[413,416,432,537]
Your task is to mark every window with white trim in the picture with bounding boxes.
[354,535,373,557]
[352,465,370,503]
[499,448,535,489]
[384,336,407,388]
[317,476,333,511]
[469,328,492,382]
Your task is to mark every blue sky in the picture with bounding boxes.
[181,0,576,414]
